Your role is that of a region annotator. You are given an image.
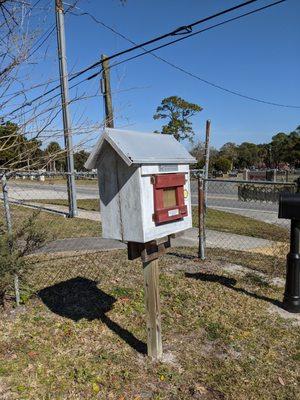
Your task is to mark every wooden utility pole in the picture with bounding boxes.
[203,120,211,204]
[55,0,77,217]
[101,54,114,128]
[204,120,211,183]
[202,120,211,255]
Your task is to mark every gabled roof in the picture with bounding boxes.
[85,128,196,169]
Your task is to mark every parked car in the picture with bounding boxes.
[212,170,224,178]
[228,170,238,177]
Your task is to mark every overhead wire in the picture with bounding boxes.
[0,1,71,105]
[62,0,264,81]
[70,0,298,109]
[5,0,298,120]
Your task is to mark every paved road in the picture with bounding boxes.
[7,182,97,200]
[5,180,289,227]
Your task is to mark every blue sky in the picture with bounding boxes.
[9,0,300,150]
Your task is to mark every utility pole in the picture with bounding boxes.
[204,119,211,184]
[101,54,114,128]
[202,120,211,252]
[55,0,77,217]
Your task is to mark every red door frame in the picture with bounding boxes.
[152,173,187,224]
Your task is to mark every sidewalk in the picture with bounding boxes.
[172,227,273,251]
[38,228,274,254]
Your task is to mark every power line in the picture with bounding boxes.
[6,1,262,116]
[0,4,69,104]
[72,0,299,109]
[26,25,56,60]
[0,0,45,42]
[1,67,89,101]
[8,69,103,121]
[6,0,296,118]
[70,1,299,109]
[106,0,287,67]
[65,0,264,81]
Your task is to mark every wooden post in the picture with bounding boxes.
[142,259,163,360]
[198,177,205,260]
[101,54,114,128]
[128,239,169,359]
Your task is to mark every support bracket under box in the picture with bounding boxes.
[127,236,171,262]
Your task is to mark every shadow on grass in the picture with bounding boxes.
[185,271,282,307]
[168,251,197,260]
[38,277,146,355]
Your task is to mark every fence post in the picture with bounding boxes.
[295,178,300,193]
[203,120,211,206]
[285,170,289,183]
[1,175,20,306]
[243,169,249,181]
[198,177,206,260]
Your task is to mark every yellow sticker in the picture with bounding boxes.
[184,189,189,198]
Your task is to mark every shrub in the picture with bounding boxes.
[238,183,295,203]
[0,211,47,306]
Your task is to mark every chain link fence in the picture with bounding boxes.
[0,170,297,305]
[1,171,102,245]
[0,171,104,304]
[194,176,296,264]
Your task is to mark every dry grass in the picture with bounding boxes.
[0,248,299,399]
[13,178,98,186]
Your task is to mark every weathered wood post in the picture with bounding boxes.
[143,259,162,360]
[128,239,169,360]
[198,177,206,260]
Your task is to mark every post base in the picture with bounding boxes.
[283,252,300,314]
[282,296,300,313]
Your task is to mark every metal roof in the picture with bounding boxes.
[85,128,196,168]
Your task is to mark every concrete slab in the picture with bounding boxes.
[37,237,126,254]
[35,228,276,255]
[171,227,273,252]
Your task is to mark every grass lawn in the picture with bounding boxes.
[0,248,299,399]
[30,199,289,242]
[0,204,101,241]
[13,178,98,186]
[32,198,100,212]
